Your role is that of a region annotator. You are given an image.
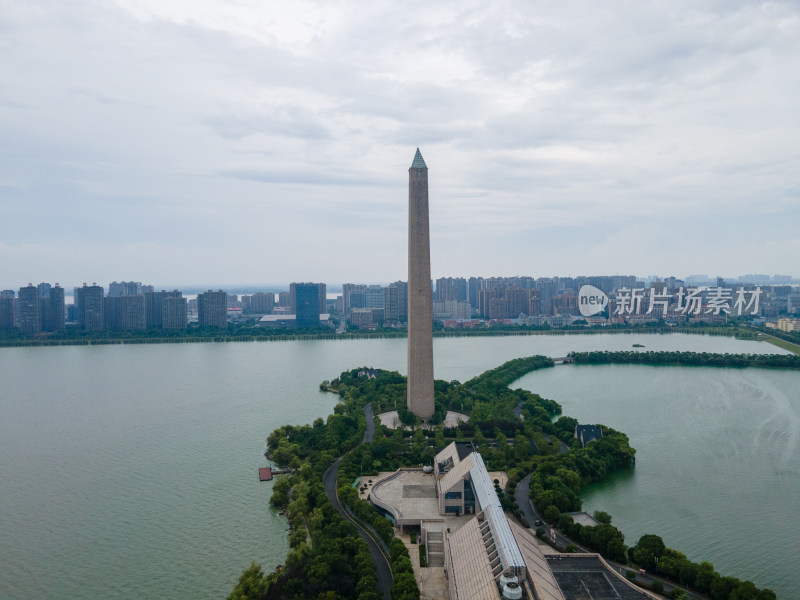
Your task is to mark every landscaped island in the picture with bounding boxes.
[229,353,783,600]
[570,350,800,370]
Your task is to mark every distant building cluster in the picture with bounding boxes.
[76,282,188,332]
[1,274,798,335]
[766,318,800,333]
[0,281,188,333]
[0,283,66,334]
[333,274,800,330]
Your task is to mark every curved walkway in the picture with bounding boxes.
[323,458,392,600]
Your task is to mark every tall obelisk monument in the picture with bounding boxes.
[407,148,435,421]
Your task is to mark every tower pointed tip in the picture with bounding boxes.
[410,148,427,169]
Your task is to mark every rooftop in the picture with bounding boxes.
[370,470,439,525]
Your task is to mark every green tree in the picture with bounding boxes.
[391,572,421,600]
[678,560,700,588]
[557,513,574,531]
[635,534,666,558]
[694,562,716,593]
[710,575,741,600]
[392,556,413,576]
[514,433,530,460]
[434,427,446,450]
[730,581,759,600]
[631,546,656,571]
[543,505,560,524]
[227,562,268,600]
[593,510,612,525]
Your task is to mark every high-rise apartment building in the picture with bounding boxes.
[534,277,559,315]
[162,293,188,329]
[197,290,227,328]
[551,291,578,316]
[478,287,503,318]
[342,283,367,314]
[506,286,532,318]
[145,291,165,328]
[365,285,385,309]
[289,282,326,317]
[0,290,16,329]
[384,281,408,324]
[104,295,146,330]
[76,284,105,331]
[146,290,187,329]
[528,288,541,316]
[488,296,509,320]
[244,292,274,314]
[18,284,40,334]
[318,283,327,315]
[45,284,65,331]
[293,282,322,328]
[444,300,471,320]
[434,277,467,302]
[467,277,484,310]
[227,293,241,309]
[30,282,64,332]
[109,281,143,297]
[788,291,800,315]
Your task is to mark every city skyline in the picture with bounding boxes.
[2,2,800,286]
[2,272,800,298]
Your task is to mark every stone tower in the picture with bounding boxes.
[407,148,435,421]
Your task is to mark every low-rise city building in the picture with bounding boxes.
[369,442,655,600]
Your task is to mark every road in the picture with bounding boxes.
[323,458,392,600]
[513,401,525,420]
[515,474,572,546]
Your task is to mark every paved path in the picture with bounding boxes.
[514,401,524,420]
[753,327,800,355]
[363,403,375,443]
[323,458,392,600]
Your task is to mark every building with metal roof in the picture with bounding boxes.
[372,442,657,600]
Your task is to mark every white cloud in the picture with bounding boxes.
[1,0,799,287]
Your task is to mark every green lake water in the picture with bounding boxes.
[515,363,800,597]
[0,333,796,598]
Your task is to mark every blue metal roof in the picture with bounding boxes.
[469,452,525,573]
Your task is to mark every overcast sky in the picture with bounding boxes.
[2,0,799,289]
